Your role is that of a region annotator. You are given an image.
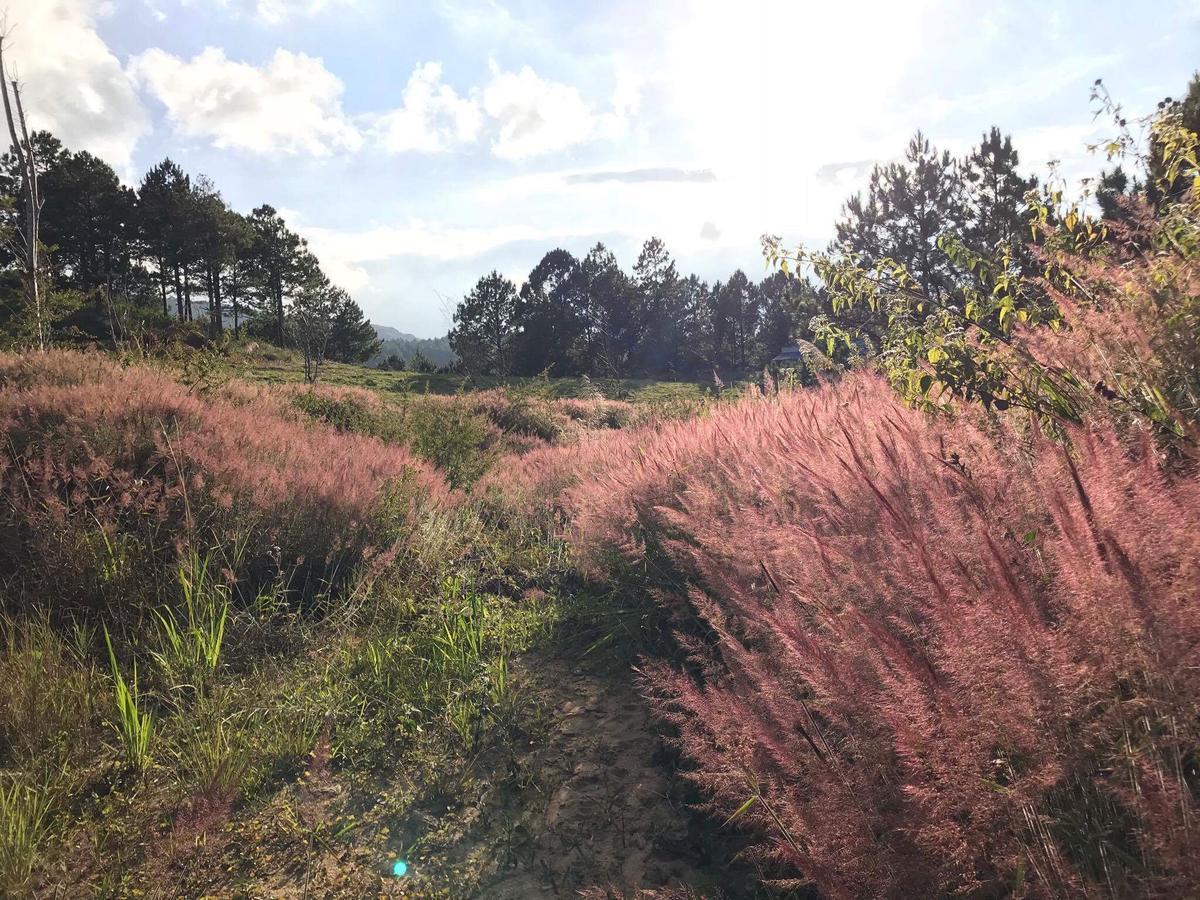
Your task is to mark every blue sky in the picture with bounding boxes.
[14,0,1200,336]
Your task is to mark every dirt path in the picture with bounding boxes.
[462,652,731,898]
[132,650,746,898]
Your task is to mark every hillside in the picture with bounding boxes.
[369,331,458,369]
[2,34,1199,898]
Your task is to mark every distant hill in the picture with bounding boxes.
[374,324,419,343]
[369,326,457,368]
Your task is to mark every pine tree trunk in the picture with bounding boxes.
[211,266,224,337]
[173,263,184,321]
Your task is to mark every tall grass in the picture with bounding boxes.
[151,550,230,686]
[0,350,451,608]
[550,375,1200,898]
[103,628,154,772]
[0,774,56,895]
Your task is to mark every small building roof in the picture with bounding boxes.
[771,340,823,364]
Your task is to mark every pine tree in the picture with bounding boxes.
[512,248,585,375]
[247,204,308,345]
[960,127,1036,253]
[580,243,638,377]
[757,271,820,362]
[449,271,517,375]
[710,270,760,371]
[137,159,192,320]
[327,292,381,363]
[835,131,965,302]
[630,237,684,375]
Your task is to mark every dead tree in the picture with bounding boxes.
[0,31,45,350]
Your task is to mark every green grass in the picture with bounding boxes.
[0,344,738,895]
[220,339,712,403]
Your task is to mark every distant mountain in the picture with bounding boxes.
[369,332,457,369]
[374,325,418,342]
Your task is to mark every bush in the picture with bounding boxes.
[557,376,1200,898]
[0,350,451,610]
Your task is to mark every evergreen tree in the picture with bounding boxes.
[137,159,193,319]
[675,273,713,373]
[192,176,236,336]
[41,149,136,298]
[835,131,965,302]
[327,292,381,363]
[630,237,684,374]
[960,127,1036,253]
[1096,166,1138,221]
[449,271,517,375]
[512,248,585,375]
[711,270,760,371]
[757,271,820,362]
[580,243,638,377]
[221,213,257,338]
[247,204,308,344]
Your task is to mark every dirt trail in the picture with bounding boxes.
[432,652,741,899]
[131,651,744,898]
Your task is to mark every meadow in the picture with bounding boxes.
[2,71,1198,900]
[3,280,1199,896]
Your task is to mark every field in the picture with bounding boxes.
[0,346,759,898]
[222,341,713,404]
[4,293,1200,899]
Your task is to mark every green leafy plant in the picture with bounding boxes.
[0,773,56,894]
[103,628,154,771]
[151,550,230,686]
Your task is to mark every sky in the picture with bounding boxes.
[10,0,1200,336]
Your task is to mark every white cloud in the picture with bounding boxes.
[372,62,482,153]
[372,60,632,160]
[295,216,602,293]
[252,0,341,23]
[207,0,356,24]
[481,63,596,159]
[2,0,150,171]
[130,46,362,155]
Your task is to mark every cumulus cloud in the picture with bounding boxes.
[481,63,595,160]
[130,46,362,155]
[372,61,482,153]
[2,0,149,171]
[373,60,632,160]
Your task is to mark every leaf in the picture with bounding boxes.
[723,795,758,827]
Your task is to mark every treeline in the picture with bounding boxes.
[447,121,1152,379]
[372,334,456,371]
[449,242,820,379]
[0,132,380,370]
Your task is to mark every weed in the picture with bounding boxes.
[0,772,57,894]
[103,628,154,772]
[151,550,230,688]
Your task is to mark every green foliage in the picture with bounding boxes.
[151,551,230,689]
[0,614,98,768]
[765,95,1200,438]
[103,628,154,772]
[404,395,494,489]
[449,270,519,376]
[0,772,56,895]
